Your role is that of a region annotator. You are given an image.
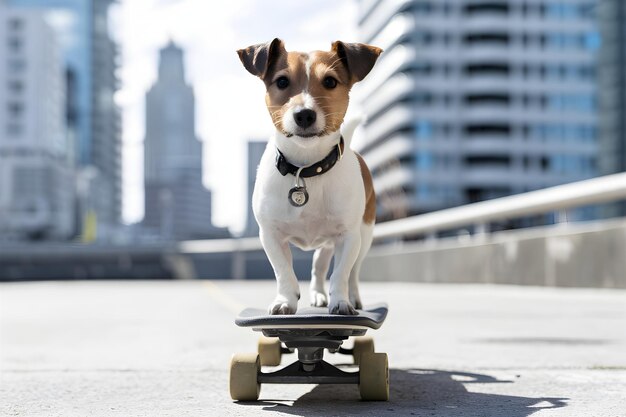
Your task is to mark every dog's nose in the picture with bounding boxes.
[294,109,317,129]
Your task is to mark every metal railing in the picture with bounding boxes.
[178,172,626,253]
[374,172,626,240]
[179,236,263,254]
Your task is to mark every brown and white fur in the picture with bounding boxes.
[237,39,382,315]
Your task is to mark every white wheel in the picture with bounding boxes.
[229,353,260,401]
[352,336,375,365]
[359,352,389,401]
[258,336,282,366]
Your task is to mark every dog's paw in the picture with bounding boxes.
[350,291,363,310]
[268,295,297,315]
[349,287,363,310]
[310,290,328,307]
[350,294,363,310]
[328,299,358,315]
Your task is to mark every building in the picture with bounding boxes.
[242,140,267,237]
[596,0,626,216]
[8,0,122,237]
[0,8,75,239]
[143,41,228,240]
[355,0,599,222]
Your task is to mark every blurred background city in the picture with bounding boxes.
[0,0,625,285]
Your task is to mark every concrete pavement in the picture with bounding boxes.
[1,280,625,416]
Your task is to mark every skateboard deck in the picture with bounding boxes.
[235,303,388,332]
[231,303,390,402]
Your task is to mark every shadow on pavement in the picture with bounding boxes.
[247,368,568,417]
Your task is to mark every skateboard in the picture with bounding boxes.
[230,303,389,401]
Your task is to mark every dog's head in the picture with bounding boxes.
[237,39,382,140]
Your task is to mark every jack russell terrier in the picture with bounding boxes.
[237,38,382,315]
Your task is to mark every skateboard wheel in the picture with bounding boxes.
[257,336,282,366]
[359,352,389,401]
[352,337,375,365]
[229,353,260,401]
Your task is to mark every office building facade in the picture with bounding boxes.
[356,0,598,221]
[0,8,74,239]
[8,0,122,235]
[143,42,227,240]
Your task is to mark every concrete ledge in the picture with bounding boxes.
[362,218,626,288]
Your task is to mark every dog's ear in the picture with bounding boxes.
[331,41,382,84]
[237,38,286,79]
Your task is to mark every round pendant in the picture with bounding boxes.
[288,186,309,207]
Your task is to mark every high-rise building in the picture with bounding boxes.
[0,7,75,239]
[243,140,267,237]
[355,0,599,221]
[8,0,122,235]
[597,0,626,216]
[143,41,227,240]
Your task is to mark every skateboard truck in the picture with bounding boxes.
[230,304,389,401]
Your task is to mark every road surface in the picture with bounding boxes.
[1,280,625,416]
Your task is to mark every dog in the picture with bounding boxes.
[237,38,382,315]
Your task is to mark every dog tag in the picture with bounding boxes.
[289,168,308,207]
[288,186,309,207]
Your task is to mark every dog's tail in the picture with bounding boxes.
[341,115,365,148]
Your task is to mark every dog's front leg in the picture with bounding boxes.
[260,229,300,314]
[328,229,361,315]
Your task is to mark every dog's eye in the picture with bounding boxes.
[322,76,337,89]
[276,76,290,89]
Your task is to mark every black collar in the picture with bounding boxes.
[275,137,344,178]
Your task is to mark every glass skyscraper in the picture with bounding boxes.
[8,0,121,233]
[356,0,599,223]
[143,42,227,240]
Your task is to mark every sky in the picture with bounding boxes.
[109,0,358,234]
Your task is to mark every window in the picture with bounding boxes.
[546,33,591,50]
[547,94,596,111]
[8,59,26,72]
[579,65,595,79]
[418,152,433,170]
[7,80,24,94]
[6,124,22,137]
[7,102,24,118]
[584,31,601,50]
[465,94,510,105]
[464,3,509,15]
[546,3,587,20]
[547,95,562,110]
[463,33,509,46]
[8,37,22,53]
[464,63,510,76]
[465,156,511,167]
[413,2,433,15]
[414,92,433,105]
[544,64,560,80]
[465,124,511,136]
[407,63,432,76]
[9,18,23,31]
[414,31,434,45]
[521,33,530,47]
[416,120,432,139]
